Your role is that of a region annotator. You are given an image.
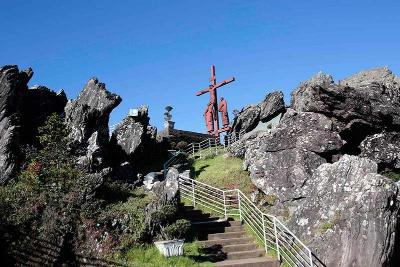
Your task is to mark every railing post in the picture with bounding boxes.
[273,217,280,261]
[309,250,313,267]
[237,190,242,222]
[199,143,202,158]
[223,191,227,220]
[191,179,196,207]
[262,214,268,254]
[192,144,194,156]
[208,138,212,154]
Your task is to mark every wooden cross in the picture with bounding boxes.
[196,65,235,137]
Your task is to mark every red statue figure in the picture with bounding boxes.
[218,97,229,128]
[196,65,235,137]
[204,102,214,134]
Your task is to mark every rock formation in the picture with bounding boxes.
[65,77,121,172]
[259,91,285,122]
[21,86,67,145]
[291,68,400,154]
[360,131,400,170]
[231,91,285,133]
[230,90,285,134]
[110,106,162,179]
[0,65,33,183]
[243,109,343,203]
[232,67,400,266]
[289,155,399,267]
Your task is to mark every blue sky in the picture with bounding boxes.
[1,1,399,133]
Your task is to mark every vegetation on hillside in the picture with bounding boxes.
[189,152,255,195]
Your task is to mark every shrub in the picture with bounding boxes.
[176,141,188,151]
[159,219,191,240]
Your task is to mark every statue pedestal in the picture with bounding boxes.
[164,121,175,135]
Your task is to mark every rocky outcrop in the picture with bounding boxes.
[288,155,399,267]
[65,78,121,172]
[230,90,285,135]
[291,68,400,153]
[0,65,33,183]
[230,105,260,134]
[243,109,343,202]
[360,131,400,170]
[259,91,285,122]
[233,67,400,266]
[21,86,67,145]
[110,106,161,177]
[144,167,180,235]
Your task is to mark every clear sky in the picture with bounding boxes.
[1,1,399,133]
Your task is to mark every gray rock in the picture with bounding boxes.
[144,167,180,235]
[110,107,161,175]
[0,65,33,183]
[111,116,146,159]
[288,155,399,267]
[243,109,343,203]
[227,130,266,158]
[65,77,121,172]
[230,104,260,134]
[291,68,400,140]
[20,86,67,145]
[143,172,163,191]
[360,131,400,169]
[258,91,285,122]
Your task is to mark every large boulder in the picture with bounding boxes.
[258,91,285,122]
[0,65,33,183]
[291,68,400,151]
[288,155,399,267]
[230,105,260,134]
[110,106,161,177]
[243,109,343,202]
[65,77,121,172]
[20,86,67,145]
[360,131,400,170]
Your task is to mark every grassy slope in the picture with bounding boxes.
[190,153,255,196]
[117,242,213,267]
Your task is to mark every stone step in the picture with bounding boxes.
[226,249,265,260]
[201,225,244,233]
[190,216,220,222]
[200,237,253,247]
[215,257,280,267]
[192,220,241,227]
[208,231,246,240]
[222,243,258,253]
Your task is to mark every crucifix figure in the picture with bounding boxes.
[196,65,235,137]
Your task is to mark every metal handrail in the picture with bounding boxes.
[182,137,223,158]
[178,174,314,267]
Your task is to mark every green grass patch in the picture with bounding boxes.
[381,170,400,182]
[117,241,213,267]
[190,153,255,196]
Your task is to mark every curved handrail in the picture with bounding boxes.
[178,174,315,267]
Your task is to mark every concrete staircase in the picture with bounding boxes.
[181,205,280,267]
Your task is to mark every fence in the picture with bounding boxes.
[183,131,245,158]
[178,175,314,267]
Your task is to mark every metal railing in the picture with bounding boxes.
[178,175,314,267]
[163,150,181,178]
[182,131,246,158]
[224,130,245,146]
[183,137,222,158]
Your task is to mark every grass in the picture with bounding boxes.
[117,241,213,267]
[190,152,255,196]
[381,170,400,182]
[319,212,341,234]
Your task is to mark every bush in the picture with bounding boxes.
[176,141,188,151]
[160,219,191,240]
